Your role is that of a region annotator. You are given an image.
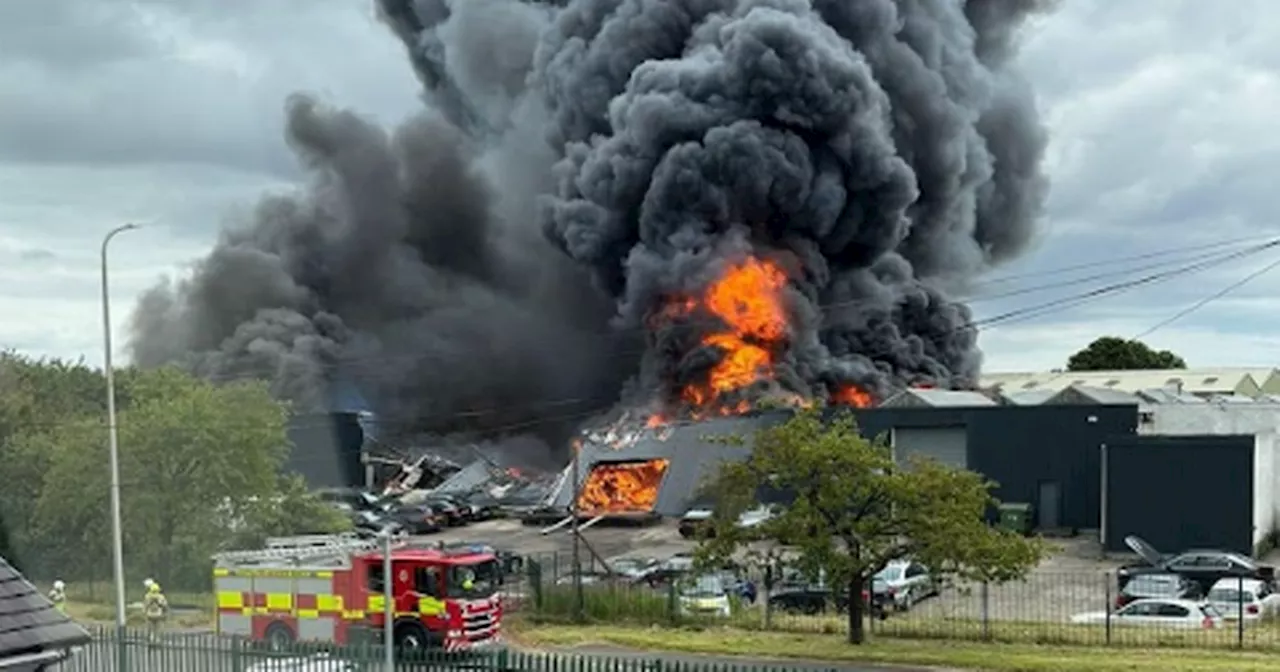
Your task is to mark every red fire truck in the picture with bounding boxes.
[213,534,503,652]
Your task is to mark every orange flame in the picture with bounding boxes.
[670,256,790,414]
[832,384,874,408]
[576,459,669,515]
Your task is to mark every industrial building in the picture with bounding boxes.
[981,367,1280,398]
[557,400,1137,534]
[556,379,1280,557]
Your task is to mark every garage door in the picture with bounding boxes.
[892,427,968,469]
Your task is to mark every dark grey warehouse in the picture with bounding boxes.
[565,401,1143,535]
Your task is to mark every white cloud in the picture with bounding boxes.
[4,0,1280,377]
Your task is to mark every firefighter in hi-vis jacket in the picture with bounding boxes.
[143,578,168,644]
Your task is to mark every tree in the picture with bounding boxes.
[28,366,349,589]
[1066,337,1186,371]
[696,409,1046,644]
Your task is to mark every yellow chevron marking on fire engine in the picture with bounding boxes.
[343,610,365,619]
[296,609,320,618]
[216,592,244,609]
[266,594,292,611]
[317,594,343,612]
[418,596,445,616]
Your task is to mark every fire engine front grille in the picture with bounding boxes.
[464,610,496,638]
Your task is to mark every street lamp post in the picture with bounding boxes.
[101,223,138,631]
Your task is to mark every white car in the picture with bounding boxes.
[872,560,938,611]
[678,573,732,618]
[1207,578,1280,620]
[1071,598,1223,629]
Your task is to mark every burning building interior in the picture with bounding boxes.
[123,0,1056,518]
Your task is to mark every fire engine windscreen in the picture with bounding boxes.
[448,560,500,598]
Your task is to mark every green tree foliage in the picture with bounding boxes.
[0,358,349,588]
[696,409,1046,645]
[1066,336,1187,371]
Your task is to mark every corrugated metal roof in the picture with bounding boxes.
[431,461,492,494]
[979,368,1264,395]
[0,557,90,659]
[1000,389,1057,405]
[553,413,790,516]
[1050,385,1142,405]
[881,389,996,408]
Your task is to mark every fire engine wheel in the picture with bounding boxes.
[394,622,431,653]
[264,621,295,652]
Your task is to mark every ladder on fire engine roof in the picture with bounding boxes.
[213,534,477,568]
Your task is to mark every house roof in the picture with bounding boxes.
[0,557,90,659]
[979,368,1266,396]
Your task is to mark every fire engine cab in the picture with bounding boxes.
[213,534,502,652]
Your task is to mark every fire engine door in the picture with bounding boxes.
[394,562,446,617]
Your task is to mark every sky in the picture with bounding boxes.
[3,0,1280,375]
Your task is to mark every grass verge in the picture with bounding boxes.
[512,622,1280,672]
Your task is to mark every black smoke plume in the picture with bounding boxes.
[537,0,1051,403]
[129,0,1051,450]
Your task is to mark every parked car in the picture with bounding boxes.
[768,583,849,615]
[678,503,776,539]
[1071,598,1223,629]
[678,504,713,539]
[388,503,444,535]
[869,560,939,612]
[1118,536,1275,593]
[1207,578,1280,620]
[463,492,501,521]
[642,554,695,588]
[430,494,475,521]
[1115,573,1202,609]
[555,570,612,587]
[424,497,466,526]
[677,574,732,618]
[608,556,660,581]
[350,510,406,538]
[440,542,524,577]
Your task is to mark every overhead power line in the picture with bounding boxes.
[1132,250,1280,341]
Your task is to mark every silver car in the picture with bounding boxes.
[872,560,938,611]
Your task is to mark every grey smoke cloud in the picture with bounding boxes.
[128,0,1050,447]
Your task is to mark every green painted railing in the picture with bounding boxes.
[57,626,799,672]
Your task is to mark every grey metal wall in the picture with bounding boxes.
[1103,434,1254,554]
[857,404,1139,531]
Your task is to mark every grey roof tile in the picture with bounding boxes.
[0,557,90,658]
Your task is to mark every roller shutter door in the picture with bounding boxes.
[891,427,968,469]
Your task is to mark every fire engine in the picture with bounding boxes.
[213,534,503,653]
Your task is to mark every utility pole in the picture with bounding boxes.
[382,531,394,672]
[571,439,583,621]
[101,223,138,669]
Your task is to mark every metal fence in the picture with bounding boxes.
[511,553,1280,650]
[54,626,793,672]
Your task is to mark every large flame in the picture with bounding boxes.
[576,459,670,515]
[660,256,791,415]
